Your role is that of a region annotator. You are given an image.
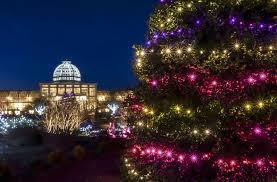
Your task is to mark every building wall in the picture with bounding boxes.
[0,87,132,115]
[0,90,40,114]
[40,82,97,111]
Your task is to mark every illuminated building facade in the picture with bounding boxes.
[0,60,131,115]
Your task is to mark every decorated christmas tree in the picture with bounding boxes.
[123,0,277,181]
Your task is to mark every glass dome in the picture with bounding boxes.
[53,61,81,82]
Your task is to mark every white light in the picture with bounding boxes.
[107,103,119,115]
[53,60,81,82]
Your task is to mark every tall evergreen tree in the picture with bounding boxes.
[124,0,277,181]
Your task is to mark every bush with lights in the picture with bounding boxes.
[123,0,277,181]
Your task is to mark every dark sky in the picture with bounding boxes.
[0,0,156,90]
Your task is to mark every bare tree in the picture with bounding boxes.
[43,96,86,135]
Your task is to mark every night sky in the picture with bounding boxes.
[0,0,156,90]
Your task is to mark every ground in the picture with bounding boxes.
[15,143,123,182]
[1,134,126,182]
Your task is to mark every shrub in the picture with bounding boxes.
[0,162,11,181]
[73,145,86,160]
[7,127,43,146]
[30,160,45,173]
[48,150,64,165]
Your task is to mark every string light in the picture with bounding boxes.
[257,101,264,108]
[234,43,240,49]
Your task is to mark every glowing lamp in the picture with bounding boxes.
[167,152,172,157]
[179,155,184,160]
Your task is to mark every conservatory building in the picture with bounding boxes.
[40,61,97,111]
[0,60,131,116]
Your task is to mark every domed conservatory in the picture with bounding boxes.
[40,60,97,111]
[0,60,131,115]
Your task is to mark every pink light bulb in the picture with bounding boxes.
[179,155,184,160]
[230,160,236,166]
[191,155,197,162]
[212,81,217,86]
[167,152,172,157]
[218,159,223,164]
[188,74,196,81]
[254,128,261,134]
[257,160,263,166]
[151,80,157,86]
[259,73,266,79]
[141,151,145,155]
[248,77,255,83]
[151,149,156,154]
[146,149,151,154]
[158,150,162,155]
[132,148,137,153]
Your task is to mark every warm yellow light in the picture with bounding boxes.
[205,129,210,135]
[269,46,273,50]
[193,129,198,134]
[187,47,192,52]
[258,102,264,108]
[200,50,204,54]
[167,18,171,22]
[143,108,149,113]
[177,49,182,54]
[186,109,191,114]
[223,50,227,54]
[137,122,144,126]
[245,104,251,110]
[149,110,154,115]
[177,7,183,12]
[175,106,181,112]
[165,48,171,54]
[140,51,145,56]
[187,3,192,8]
[7,96,13,101]
[234,43,240,49]
[160,23,165,28]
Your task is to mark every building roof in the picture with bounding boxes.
[53,60,81,82]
